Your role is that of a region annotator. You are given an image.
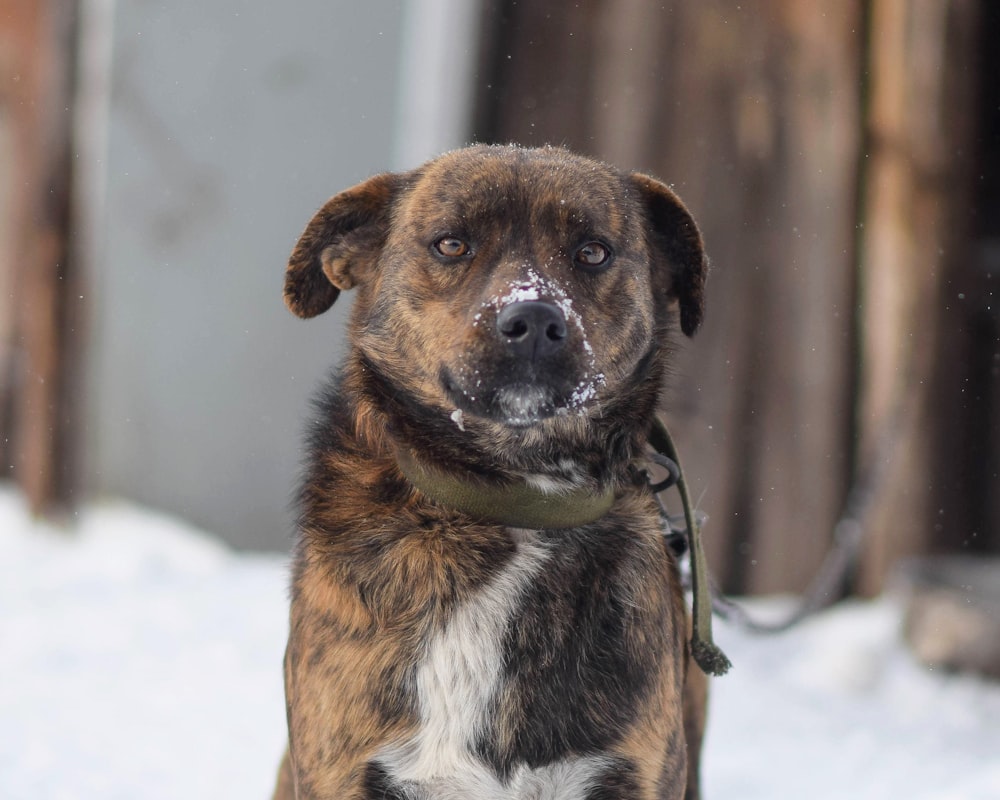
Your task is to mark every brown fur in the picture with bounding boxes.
[275,145,710,800]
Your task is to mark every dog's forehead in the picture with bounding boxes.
[399,147,633,234]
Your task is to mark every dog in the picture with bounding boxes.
[273,144,711,800]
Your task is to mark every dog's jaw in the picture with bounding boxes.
[494,384,552,427]
[357,336,659,492]
[441,368,557,429]
[441,368,607,430]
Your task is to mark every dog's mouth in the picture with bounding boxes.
[491,384,555,427]
[442,368,605,429]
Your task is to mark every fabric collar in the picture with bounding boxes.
[394,447,617,530]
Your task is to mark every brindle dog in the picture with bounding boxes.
[274,144,710,800]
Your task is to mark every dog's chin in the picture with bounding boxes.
[491,384,556,428]
[444,376,562,429]
[442,364,609,430]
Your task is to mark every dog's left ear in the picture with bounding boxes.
[284,172,402,319]
[629,173,708,337]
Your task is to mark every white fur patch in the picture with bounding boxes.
[522,473,575,495]
[519,458,587,496]
[384,756,614,799]
[376,538,608,798]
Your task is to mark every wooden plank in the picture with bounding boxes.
[650,1,862,595]
[856,0,980,594]
[0,0,80,513]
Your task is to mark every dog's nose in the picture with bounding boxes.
[496,301,567,361]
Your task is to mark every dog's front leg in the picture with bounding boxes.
[276,576,418,800]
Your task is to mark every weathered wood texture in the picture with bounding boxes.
[0,0,81,514]
[856,0,981,594]
[477,0,986,594]
[478,1,862,594]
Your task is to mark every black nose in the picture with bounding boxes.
[496,301,568,361]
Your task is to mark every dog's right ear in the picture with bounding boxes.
[284,172,402,318]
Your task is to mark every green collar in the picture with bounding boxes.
[394,447,617,530]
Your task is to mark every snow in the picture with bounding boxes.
[0,487,290,800]
[2,483,999,799]
[705,599,1000,799]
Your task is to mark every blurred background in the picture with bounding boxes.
[1,0,997,599]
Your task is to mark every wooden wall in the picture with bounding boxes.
[855,0,981,593]
[476,0,989,594]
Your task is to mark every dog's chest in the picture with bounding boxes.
[375,537,612,799]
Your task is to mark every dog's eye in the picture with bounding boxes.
[433,237,470,258]
[574,241,612,269]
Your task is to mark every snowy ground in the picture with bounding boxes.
[2,485,999,800]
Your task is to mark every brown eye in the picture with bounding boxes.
[433,236,470,258]
[574,241,612,269]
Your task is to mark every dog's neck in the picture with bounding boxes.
[393,445,618,529]
[353,355,648,488]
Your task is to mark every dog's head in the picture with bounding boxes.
[285,145,706,443]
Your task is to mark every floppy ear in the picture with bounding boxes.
[629,173,708,337]
[284,172,402,318]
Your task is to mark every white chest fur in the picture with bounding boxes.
[376,538,611,799]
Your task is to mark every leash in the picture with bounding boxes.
[647,418,732,676]
[649,380,908,640]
